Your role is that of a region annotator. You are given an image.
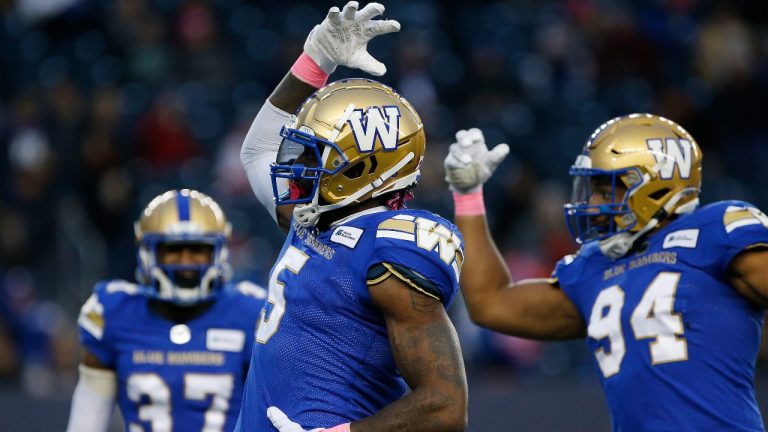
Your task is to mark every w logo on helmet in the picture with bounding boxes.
[647,138,693,179]
[348,106,401,153]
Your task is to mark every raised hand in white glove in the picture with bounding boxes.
[304,1,400,76]
[267,407,324,432]
[444,128,510,194]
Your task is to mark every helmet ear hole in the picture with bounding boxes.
[368,155,378,174]
[343,161,366,179]
[648,188,670,201]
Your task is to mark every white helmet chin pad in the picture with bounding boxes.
[149,266,221,305]
[599,232,635,260]
[291,153,416,228]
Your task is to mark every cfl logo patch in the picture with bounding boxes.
[646,138,694,180]
[348,106,401,153]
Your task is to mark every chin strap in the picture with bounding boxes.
[293,152,415,227]
[599,188,699,259]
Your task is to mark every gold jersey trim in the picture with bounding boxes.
[365,262,440,301]
[377,219,416,234]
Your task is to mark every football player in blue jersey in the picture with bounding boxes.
[444,115,768,431]
[65,189,267,432]
[236,2,467,431]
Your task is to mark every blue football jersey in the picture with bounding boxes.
[77,279,266,432]
[235,208,463,431]
[554,201,768,432]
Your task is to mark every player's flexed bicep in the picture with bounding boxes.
[477,278,585,341]
[359,275,467,432]
[730,249,768,306]
[721,203,768,306]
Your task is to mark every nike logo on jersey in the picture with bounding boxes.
[348,106,401,152]
[662,229,699,249]
[206,329,245,352]
[330,226,364,249]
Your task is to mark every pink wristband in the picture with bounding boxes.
[453,187,486,216]
[291,52,330,88]
[323,423,351,432]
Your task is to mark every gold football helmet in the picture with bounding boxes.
[134,189,232,304]
[270,78,426,227]
[564,114,702,256]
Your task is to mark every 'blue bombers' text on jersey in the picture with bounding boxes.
[78,280,266,432]
[235,208,463,431]
[554,201,768,432]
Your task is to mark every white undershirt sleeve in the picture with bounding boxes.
[240,100,291,224]
[66,364,117,432]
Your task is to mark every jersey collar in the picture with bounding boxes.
[330,206,389,228]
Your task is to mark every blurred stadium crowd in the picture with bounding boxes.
[0,0,767,400]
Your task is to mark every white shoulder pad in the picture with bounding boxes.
[78,293,106,340]
[237,281,267,299]
[105,280,139,295]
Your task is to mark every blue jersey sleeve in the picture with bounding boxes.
[706,201,768,275]
[552,253,580,289]
[551,243,602,313]
[76,280,139,367]
[365,212,463,308]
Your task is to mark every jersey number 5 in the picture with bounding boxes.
[588,271,687,378]
[256,246,310,343]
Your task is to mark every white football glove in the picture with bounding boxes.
[304,1,400,76]
[444,128,510,193]
[267,407,324,432]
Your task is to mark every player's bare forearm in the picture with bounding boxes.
[456,214,585,340]
[351,318,467,431]
[488,280,586,340]
[729,247,768,307]
[268,72,318,114]
[455,213,515,329]
[456,214,512,306]
[359,278,467,432]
